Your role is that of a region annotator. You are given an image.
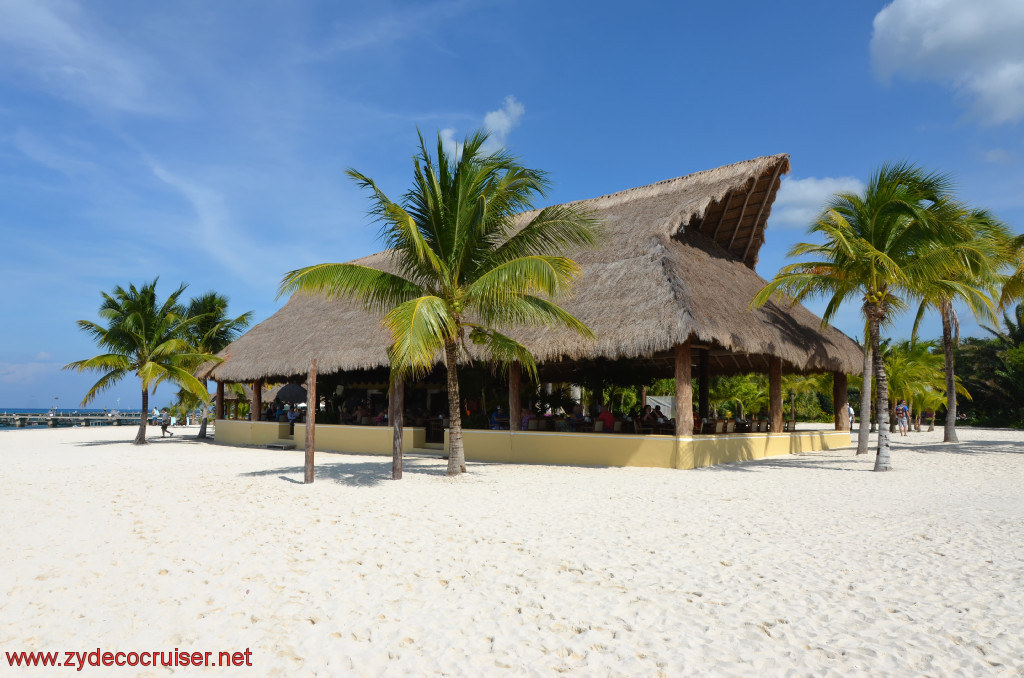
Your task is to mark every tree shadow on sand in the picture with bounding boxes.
[897,437,1024,456]
[74,435,213,447]
[700,433,1023,473]
[240,454,449,487]
[695,454,871,473]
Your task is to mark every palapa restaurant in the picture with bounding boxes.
[204,154,863,470]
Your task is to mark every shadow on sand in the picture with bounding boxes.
[74,434,216,447]
[700,432,1023,472]
[240,453,449,487]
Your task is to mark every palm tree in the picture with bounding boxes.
[999,233,1024,307]
[910,201,1010,442]
[64,280,216,444]
[781,373,826,423]
[882,338,967,431]
[280,130,598,475]
[857,335,872,454]
[752,163,952,471]
[708,374,767,420]
[183,292,253,438]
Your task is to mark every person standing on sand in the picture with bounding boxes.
[160,409,173,437]
[848,403,855,426]
[895,400,909,437]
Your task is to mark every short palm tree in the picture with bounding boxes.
[709,374,766,420]
[910,200,1010,442]
[999,234,1024,307]
[64,280,217,444]
[752,163,952,471]
[781,373,826,422]
[280,130,598,475]
[183,292,252,438]
[883,338,967,431]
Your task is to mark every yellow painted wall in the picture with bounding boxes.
[462,430,851,470]
[215,419,283,446]
[215,419,850,470]
[215,419,422,455]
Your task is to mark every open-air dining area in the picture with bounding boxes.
[205,153,862,469]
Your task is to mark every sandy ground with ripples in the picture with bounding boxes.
[1,423,1022,676]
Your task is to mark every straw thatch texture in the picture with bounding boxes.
[207,154,863,383]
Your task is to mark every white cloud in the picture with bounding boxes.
[0,0,158,114]
[983,148,1016,164]
[440,96,526,157]
[0,360,55,384]
[11,128,98,178]
[871,0,1024,124]
[482,96,525,147]
[147,161,254,283]
[302,0,471,60]
[770,176,866,229]
[439,127,461,158]
[146,159,324,292]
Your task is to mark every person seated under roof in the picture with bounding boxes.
[490,405,509,430]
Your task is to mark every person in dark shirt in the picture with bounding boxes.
[490,405,509,430]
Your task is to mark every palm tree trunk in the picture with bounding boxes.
[391,378,404,480]
[134,387,149,445]
[444,342,466,475]
[870,317,892,471]
[857,342,872,455]
[197,378,210,438]
[941,301,959,443]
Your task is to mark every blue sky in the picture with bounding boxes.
[1,0,1022,409]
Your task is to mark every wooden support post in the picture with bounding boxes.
[509,361,522,431]
[641,385,647,409]
[833,371,849,431]
[390,377,404,480]
[698,349,710,420]
[304,358,317,484]
[769,357,783,433]
[252,379,263,422]
[675,341,693,437]
[215,381,225,420]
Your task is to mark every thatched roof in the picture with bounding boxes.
[207,154,863,382]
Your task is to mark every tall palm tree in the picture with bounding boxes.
[857,335,873,454]
[183,292,253,438]
[752,163,952,471]
[910,201,1010,442]
[64,280,216,444]
[280,130,598,475]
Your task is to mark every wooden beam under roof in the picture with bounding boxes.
[741,162,785,265]
[726,178,756,252]
[710,192,733,242]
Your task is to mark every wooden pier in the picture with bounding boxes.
[0,413,144,428]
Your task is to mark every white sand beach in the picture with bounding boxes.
[1,425,1022,677]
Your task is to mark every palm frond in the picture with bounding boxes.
[384,296,456,379]
[278,263,424,312]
